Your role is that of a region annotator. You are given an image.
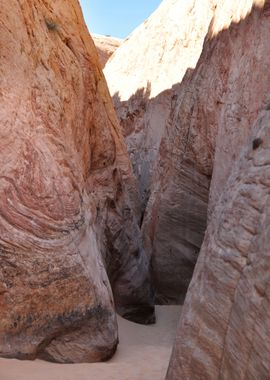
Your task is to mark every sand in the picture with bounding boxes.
[0,306,181,380]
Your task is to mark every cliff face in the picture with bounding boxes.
[166,0,270,378]
[92,34,122,68]
[0,0,153,363]
[142,0,270,303]
[207,0,270,218]
[104,0,216,208]
[166,106,270,380]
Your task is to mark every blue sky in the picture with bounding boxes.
[80,0,162,39]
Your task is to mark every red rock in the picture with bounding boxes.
[93,34,122,68]
[0,0,153,363]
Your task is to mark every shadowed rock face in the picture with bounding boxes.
[166,109,270,380]
[104,0,216,209]
[93,34,122,68]
[0,0,154,363]
[165,1,270,378]
[142,0,270,304]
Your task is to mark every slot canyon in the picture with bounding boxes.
[0,0,269,379]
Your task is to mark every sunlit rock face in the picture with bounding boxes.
[104,0,216,208]
[0,0,154,363]
[143,0,270,304]
[92,34,122,68]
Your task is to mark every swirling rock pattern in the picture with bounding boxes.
[0,0,153,363]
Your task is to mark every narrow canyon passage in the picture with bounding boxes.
[0,306,181,380]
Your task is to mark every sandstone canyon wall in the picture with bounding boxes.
[104,0,217,208]
[165,0,270,378]
[166,105,270,380]
[92,34,122,68]
[142,0,270,303]
[0,0,153,363]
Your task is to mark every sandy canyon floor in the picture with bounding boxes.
[0,306,181,380]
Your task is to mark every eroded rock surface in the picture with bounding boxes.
[104,0,216,208]
[0,0,153,363]
[166,108,270,380]
[93,34,122,68]
[142,0,270,303]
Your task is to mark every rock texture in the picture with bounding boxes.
[104,0,216,208]
[0,0,153,363]
[93,34,122,68]
[165,0,270,378]
[166,107,270,380]
[142,0,270,303]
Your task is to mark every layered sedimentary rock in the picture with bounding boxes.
[166,108,270,380]
[104,0,216,207]
[143,0,270,303]
[93,34,122,68]
[0,0,153,363]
